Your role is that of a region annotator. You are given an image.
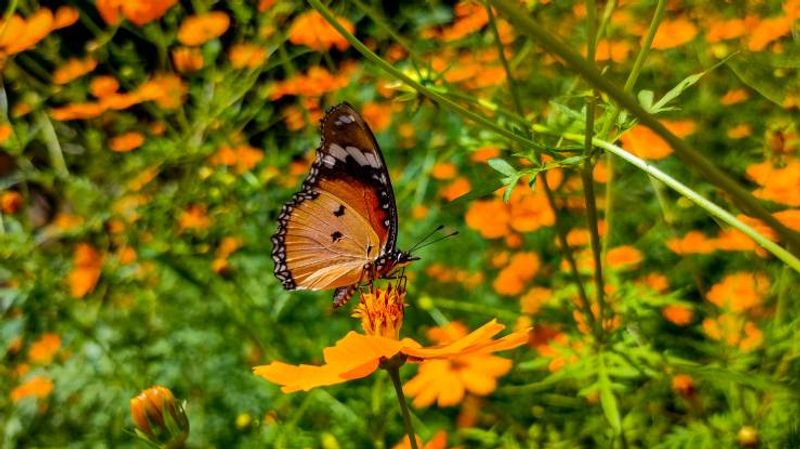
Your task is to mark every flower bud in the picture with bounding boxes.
[130,386,189,448]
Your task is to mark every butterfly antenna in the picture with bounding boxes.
[409,225,445,252]
[412,229,459,252]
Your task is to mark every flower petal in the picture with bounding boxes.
[402,320,529,359]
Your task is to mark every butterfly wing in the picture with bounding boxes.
[272,103,399,292]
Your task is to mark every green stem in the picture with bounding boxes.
[308,0,553,158]
[36,112,69,178]
[534,125,800,274]
[386,365,419,449]
[492,0,800,255]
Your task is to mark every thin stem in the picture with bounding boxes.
[532,125,800,274]
[36,112,69,178]
[308,0,554,158]
[485,2,524,116]
[387,365,419,449]
[492,0,800,255]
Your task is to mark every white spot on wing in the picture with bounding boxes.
[322,154,336,168]
[346,145,370,166]
[364,152,381,168]
[328,143,349,161]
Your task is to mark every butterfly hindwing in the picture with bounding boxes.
[272,103,399,294]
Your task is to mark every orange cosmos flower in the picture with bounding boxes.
[706,272,770,313]
[705,17,749,43]
[403,322,516,408]
[520,287,552,315]
[748,16,793,51]
[136,73,187,109]
[588,39,631,63]
[11,375,54,402]
[53,6,79,29]
[361,102,393,133]
[394,431,452,449]
[229,43,267,69]
[210,145,264,173]
[288,11,353,52]
[254,285,529,393]
[621,120,695,160]
[721,89,749,105]
[1,190,22,213]
[172,47,204,73]
[53,57,97,85]
[493,252,540,296]
[0,9,57,56]
[746,159,800,206]
[130,386,189,448]
[269,65,355,100]
[671,374,695,397]
[28,333,61,364]
[177,12,230,46]
[703,315,763,352]
[666,230,716,255]
[471,146,500,163]
[728,124,752,139]
[606,245,643,270]
[96,0,178,26]
[0,123,12,144]
[68,243,103,298]
[439,1,489,41]
[440,177,472,202]
[109,132,145,152]
[178,204,211,231]
[89,76,120,98]
[662,305,694,326]
[651,18,698,50]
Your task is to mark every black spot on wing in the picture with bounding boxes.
[331,231,343,243]
[334,204,346,217]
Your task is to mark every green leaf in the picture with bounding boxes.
[488,158,518,177]
[598,353,622,433]
[638,90,654,112]
[502,175,520,202]
[651,54,735,113]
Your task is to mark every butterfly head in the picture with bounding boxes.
[393,250,419,268]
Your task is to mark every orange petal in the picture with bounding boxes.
[253,361,345,393]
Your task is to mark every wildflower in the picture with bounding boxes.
[177,11,230,46]
[432,162,457,180]
[637,272,670,293]
[67,243,103,298]
[28,333,61,364]
[666,231,716,255]
[50,102,106,121]
[746,159,800,206]
[137,73,187,109]
[393,431,449,449]
[178,204,211,231]
[520,287,551,315]
[748,16,793,51]
[606,245,643,270]
[493,252,540,296]
[621,120,695,160]
[705,17,748,43]
[728,124,752,139]
[534,332,584,372]
[440,177,471,202]
[471,146,500,163]
[288,11,353,52]
[0,9,53,56]
[1,191,23,213]
[671,374,695,397]
[702,315,763,351]
[53,6,80,29]
[439,1,489,42]
[588,39,631,63]
[11,375,54,402]
[254,285,529,393]
[651,18,698,50]
[210,145,264,173]
[269,65,354,100]
[361,102,393,133]
[721,89,749,105]
[53,57,97,85]
[465,198,509,238]
[662,305,693,326]
[229,43,267,69]
[706,272,770,312]
[90,76,120,97]
[172,47,204,73]
[737,426,759,448]
[130,386,189,448]
[109,132,145,153]
[96,0,178,26]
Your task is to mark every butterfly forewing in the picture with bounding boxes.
[272,103,399,295]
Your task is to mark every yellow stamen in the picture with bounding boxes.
[352,284,406,339]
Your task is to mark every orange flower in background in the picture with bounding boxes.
[254,285,529,393]
[0,123,12,144]
[439,1,489,41]
[432,162,458,180]
[172,47,204,73]
[671,374,695,396]
[96,0,178,26]
[1,191,23,213]
[53,6,80,29]
[50,102,106,121]
[606,245,643,270]
[11,375,54,402]
[90,76,120,98]
[746,159,800,206]
[466,198,509,238]
[178,12,230,46]
[706,272,770,312]
[728,123,752,139]
[28,333,61,364]
[109,132,145,152]
[288,11,353,52]
[508,185,555,232]
[589,39,631,63]
[130,386,189,448]
[748,16,793,51]
[638,272,669,292]
[520,287,551,315]
[705,17,748,43]
[493,252,539,296]
[651,18,698,50]
[403,321,515,408]
[229,43,267,69]
[440,177,471,202]
[662,305,694,326]
[361,102,393,133]
[621,120,695,160]
[703,315,763,352]
[534,332,584,373]
[211,145,264,173]
[393,431,450,449]
[178,204,211,231]
[666,231,716,255]
[53,57,97,85]
[721,89,749,106]
[471,146,500,163]
[269,65,354,100]
[68,243,103,298]
[0,9,55,56]
[137,73,187,109]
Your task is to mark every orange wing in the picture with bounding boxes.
[275,177,387,291]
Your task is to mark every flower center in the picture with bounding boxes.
[352,284,406,339]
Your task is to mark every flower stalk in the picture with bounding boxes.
[384,357,419,449]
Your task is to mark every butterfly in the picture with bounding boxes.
[272,102,416,308]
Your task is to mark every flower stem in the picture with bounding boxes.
[386,365,419,449]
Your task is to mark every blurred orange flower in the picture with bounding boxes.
[172,47,204,73]
[178,204,211,231]
[211,144,264,173]
[471,146,500,163]
[393,431,450,449]
[53,6,80,29]
[255,286,528,393]
[440,177,472,202]
[288,11,353,52]
[666,231,716,255]
[746,159,800,206]
[703,315,763,352]
[53,57,97,85]
[728,124,752,139]
[96,0,178,26]
[28,333,61,364]
[671,374,695,396]
[270,65,354,100]
[621,120,695,160]
[177,12,230,46]
[0,9,55,56]
[89,76,120,98]
[109,132,145,152]
[361,102,393,133]
[705,17,748,43]
[403,322,515,408]
[493,252,540,296]
[589,39,631,63]
[606,245,643,270]
[535,332,584,372]
[0,123,12,143]
[229,43,267,69]
[1,191,23,213]
[748,16,793,51]
[11,375,54,402]
[720,89,749,106]
[662,305,693,326]
[68,243,103,298]
[706,272,770,313]
[520,287,551,315]
[439,1,489,41]
[432,162,457,180]
[137,73,187,109]
[651,18,698,50]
